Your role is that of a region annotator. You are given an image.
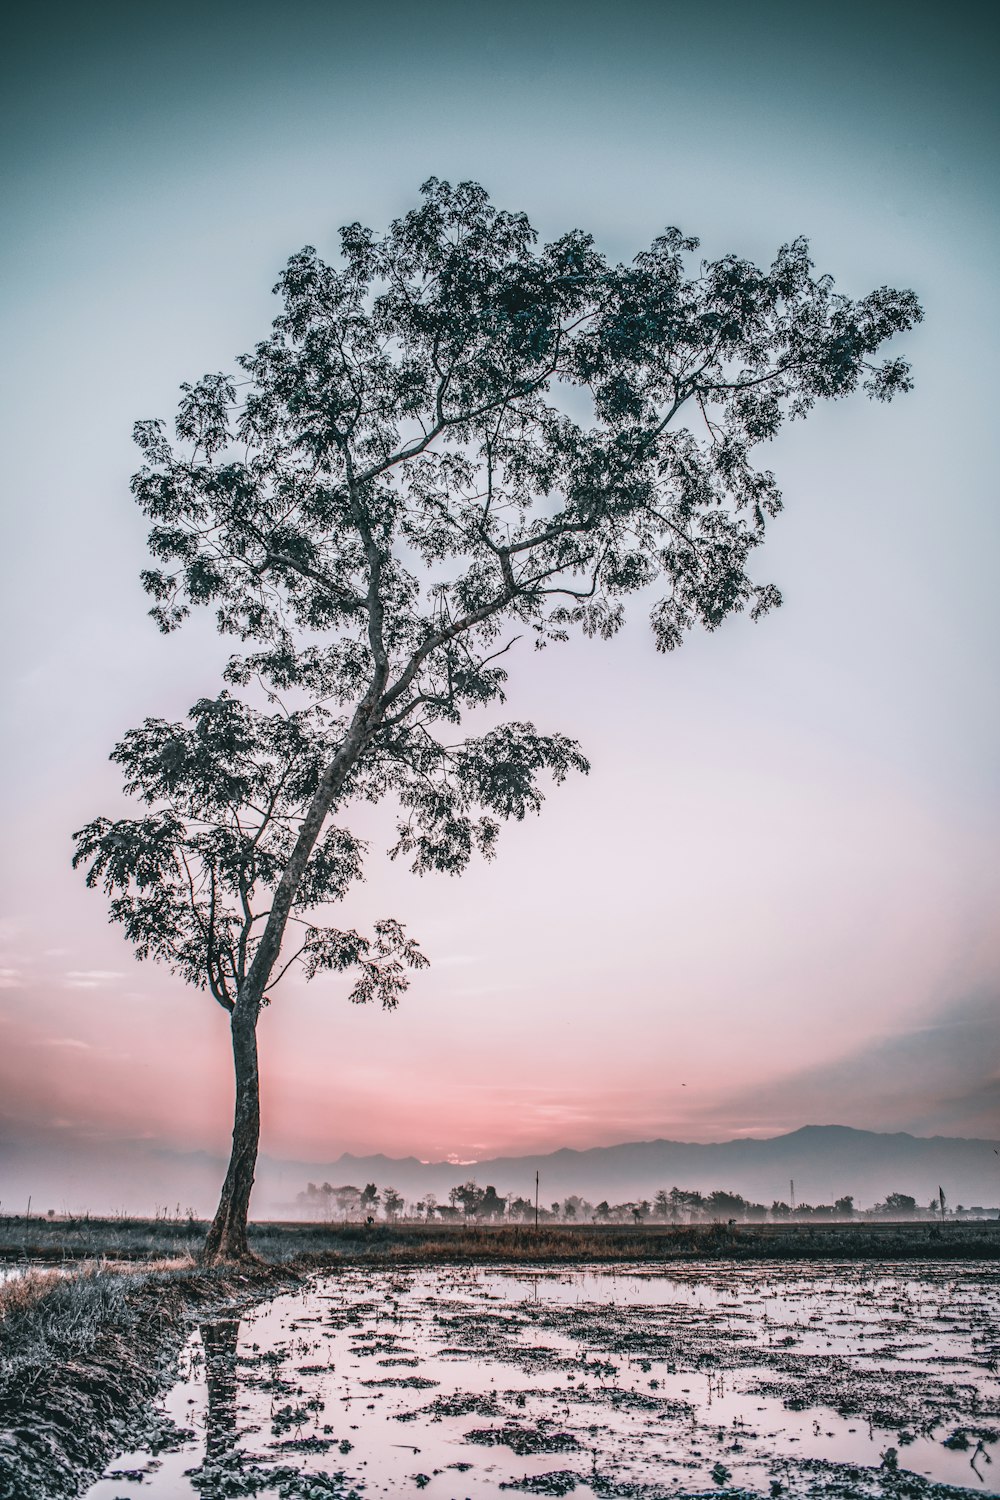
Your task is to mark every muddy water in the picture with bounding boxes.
[84,1262,999,1498]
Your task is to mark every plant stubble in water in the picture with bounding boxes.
[81,1262,1000,1499]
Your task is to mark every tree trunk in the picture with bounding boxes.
[203,1002,261,1263]
[200,696,382,1263]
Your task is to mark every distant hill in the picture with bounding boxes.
[4,1124,996,1218]
[259,1124,1000,1214]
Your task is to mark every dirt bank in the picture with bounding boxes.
[0,1260,297,1500]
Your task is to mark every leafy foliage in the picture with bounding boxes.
[76,178,921,1021]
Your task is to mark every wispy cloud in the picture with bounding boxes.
[0,969,23,990]
[40,1037,92,1051]
[63,970,124,990]
[703,993,1000,1140]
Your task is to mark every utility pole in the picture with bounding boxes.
[790,1179,795,1213]
[535,1170,539,1230]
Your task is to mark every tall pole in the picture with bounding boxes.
[790,1179,795,1213]
[535,1170,539,1230]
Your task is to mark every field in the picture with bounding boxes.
[2,1214,998,1266]
[2,1222,999,1500]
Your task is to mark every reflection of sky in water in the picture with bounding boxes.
[81,1262,1000,1497]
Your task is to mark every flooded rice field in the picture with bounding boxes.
[84,1261,999,1499]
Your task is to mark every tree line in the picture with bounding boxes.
[295,1180,986,1223]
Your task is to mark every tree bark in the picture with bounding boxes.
[202,1002,261,1263]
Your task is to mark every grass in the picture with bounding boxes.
[0,1255,297,1500]
[1,1213,997,1266]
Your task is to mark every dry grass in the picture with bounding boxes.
[0,1257,299,1500]
[1,1212,997,1271]
[0,1266,68,1322]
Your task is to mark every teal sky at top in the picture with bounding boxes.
[1,0,998,1169]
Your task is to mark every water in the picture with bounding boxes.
[84,1261,1000,1498]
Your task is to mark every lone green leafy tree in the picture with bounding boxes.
[72,179,921,1262]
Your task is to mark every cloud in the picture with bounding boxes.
[63,970,124,990]
[0,969,23,989]
[40,1037,92,1050]
[708,993,1000,1140]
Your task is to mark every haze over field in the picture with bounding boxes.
[1,0,998,1196]
[3,1127,998,1223]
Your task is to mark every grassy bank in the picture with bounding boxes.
[1,1213,997,1265]
[0,1258,296,1500]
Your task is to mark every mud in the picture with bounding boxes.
[66,1261,1000,1499]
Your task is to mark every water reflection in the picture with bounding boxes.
[201,1317,241,1465]
[83,1262,1000,1499]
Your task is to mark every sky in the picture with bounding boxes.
[1,0,998,1208]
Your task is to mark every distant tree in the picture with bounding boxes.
[452,1181,486,1218]
[72,177,921,1261]
[671,1187,705,1222]
[834,1195,855,1217]
[594,1201,611,1222]
[479,1185,506,1219]
[333,1185,362,1219]
[360,1183,380,1217]
[770,1200,791,1219]
[652,1189,672,1221]
[877,1192,917,1216]
[707,1189,746,1221]
[382,1187,403,1220]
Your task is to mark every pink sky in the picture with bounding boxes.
[2,0,998,1189]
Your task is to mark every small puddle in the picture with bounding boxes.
[83,1261,1000,1498]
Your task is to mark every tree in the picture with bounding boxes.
[382,1186,403,1220]
[72,178,921,1261]
[878,1191,917,1216]
[707,1189,746,1221]
[479,1185,506,1219]
[451,1181,486,1218]
[671,1187,706,1222]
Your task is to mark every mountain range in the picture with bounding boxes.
[261,1124,1000,1214]
[3,1125,997,1218]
